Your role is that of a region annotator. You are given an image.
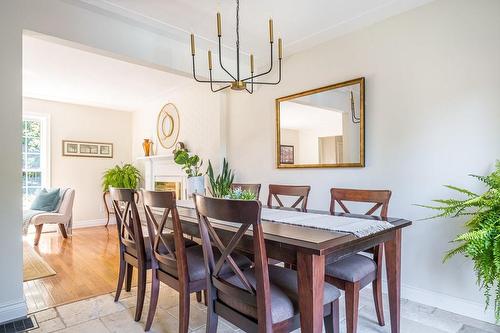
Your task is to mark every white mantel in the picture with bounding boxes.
[137,155,187,199]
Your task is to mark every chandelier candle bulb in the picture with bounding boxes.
[250,54,254,73]
[208,50,212,70]
[217,13,222,36]
[278,38,283,59]
[269,19,274,43]
[190,34,195,55]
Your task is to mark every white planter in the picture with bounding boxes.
[187,175,205,197]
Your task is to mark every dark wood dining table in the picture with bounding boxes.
[159,205,412,333]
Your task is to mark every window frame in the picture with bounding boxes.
[22,113,51,204]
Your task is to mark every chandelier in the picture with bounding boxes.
[190,0,282,94]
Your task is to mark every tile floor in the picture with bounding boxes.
[29,284,500,333]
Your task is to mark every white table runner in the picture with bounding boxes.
[176,200,393,238]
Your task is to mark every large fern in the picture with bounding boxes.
[102,163,141,192]
[419,161,500,320]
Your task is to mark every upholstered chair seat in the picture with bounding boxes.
[158,245,253,282]
[325,254,377,284]
[220,265,340,323]
[126,233,198,261]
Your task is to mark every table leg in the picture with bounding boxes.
[385,229,402,333]
[297,251,325,333]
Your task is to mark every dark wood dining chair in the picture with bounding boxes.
[267,184,311,212]
[230,183,261,200]
[142,190,252,332]
[109,187,148,322]
[194,194,341,333]
[326,188,392,333]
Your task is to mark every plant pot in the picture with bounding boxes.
[187,175,205,197]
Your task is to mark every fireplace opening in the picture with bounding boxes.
[155,181,182,200]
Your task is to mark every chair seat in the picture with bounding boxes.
[220,265,340,323]
[160,245,253,282]
[126,233,198,261]
[325,254,377,283]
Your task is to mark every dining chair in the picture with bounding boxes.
[194,194,341,333]
[111,187,198,324]
[142,190,252,332]
[110,187,149,322]
[326,188,392,333]
[267,184,311,212]
[230,183,262,200]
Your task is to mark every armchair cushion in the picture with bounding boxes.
[30,188,60,211]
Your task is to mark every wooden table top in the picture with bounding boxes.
[169,205,412,257]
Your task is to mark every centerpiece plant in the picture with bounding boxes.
[206,158,234,198]
[206,159,257,200]
[419,162,500,320]
[102,163,141,192]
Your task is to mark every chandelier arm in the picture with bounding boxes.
[209,70,232,92]
[241,44,273,82]
[246,60,281,85]
[245,76,254,94]
[218,37,237,81]
[192,56,233,83]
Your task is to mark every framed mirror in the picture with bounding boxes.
[276,77,365,168]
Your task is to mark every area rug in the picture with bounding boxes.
[23,243,56,282]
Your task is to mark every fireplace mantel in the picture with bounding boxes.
[137,155,187,199]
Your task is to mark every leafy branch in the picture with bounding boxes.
[419,161,500,321]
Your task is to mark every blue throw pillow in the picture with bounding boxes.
[30,188,61,211]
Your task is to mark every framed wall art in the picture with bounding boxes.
[62,140,113,158]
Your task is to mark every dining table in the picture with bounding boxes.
[155,203,412,333]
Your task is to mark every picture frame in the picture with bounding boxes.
[62,140,113,158]
[280,145,294,164]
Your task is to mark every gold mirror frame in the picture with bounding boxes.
[275,77,365,169]
[156,103,180,149]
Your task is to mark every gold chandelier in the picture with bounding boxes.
[190,0,282,94]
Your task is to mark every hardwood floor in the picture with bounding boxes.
[23,226,136,313]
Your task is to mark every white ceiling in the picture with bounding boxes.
[23,35,190,112]
[79,0,434,58]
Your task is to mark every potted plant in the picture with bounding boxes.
[419,162,500,320]
[102,163,141,192]
[206,158,234,198]
[174,148,204,196]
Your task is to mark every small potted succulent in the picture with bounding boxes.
[174,148,204,197]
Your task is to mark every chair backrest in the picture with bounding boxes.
[230,183,262,200]
[194,194,273,329]
[267,184,311,212]
[109,187,146,262]
[58,189,75,217]
[142,190,189,281]
[329,188,392,217]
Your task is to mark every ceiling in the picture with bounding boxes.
[79,0,434,58]
[23,35,190,111]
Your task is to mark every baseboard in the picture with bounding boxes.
[0,298,27,324]
[72,218,115,229]
[373,280,498,325]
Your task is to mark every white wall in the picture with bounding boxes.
[0,0,215,322]
[23,98,132,224]
[132,81,226,168]
[227,0,500,323]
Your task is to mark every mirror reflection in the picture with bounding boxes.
[277,78,365,168]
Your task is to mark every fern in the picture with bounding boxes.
[102,164,141,192]
[420,161,500,321]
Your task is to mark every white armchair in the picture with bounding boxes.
[32,189,75,246]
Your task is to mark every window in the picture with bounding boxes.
[22,115,50,208]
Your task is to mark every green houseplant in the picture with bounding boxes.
[102,163,141,192]
[206,158,234,198]
[419,162,500,320]
[174,148,204,196]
